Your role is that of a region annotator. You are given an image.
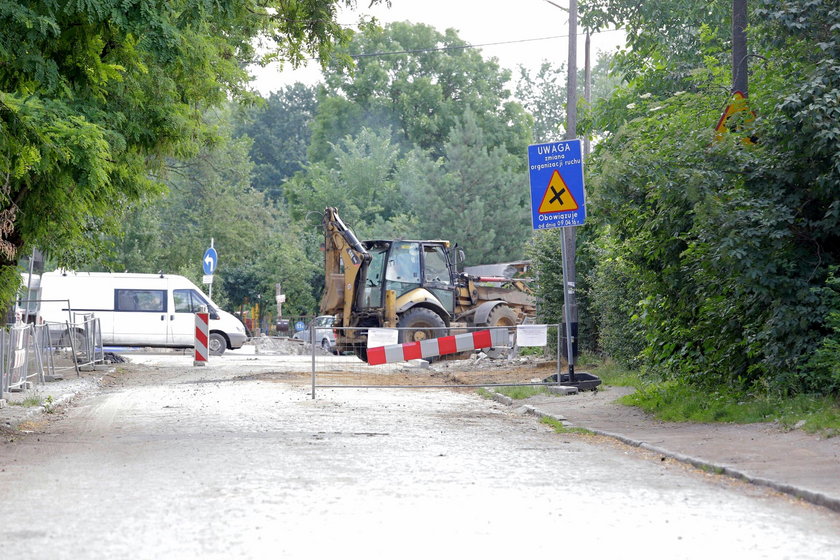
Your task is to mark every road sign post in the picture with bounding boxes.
[203,244,218,299]
[528,139,586,229]
[528,139,587,383]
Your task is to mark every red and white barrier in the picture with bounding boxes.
[194,312,209,366]
[367,328,510,365]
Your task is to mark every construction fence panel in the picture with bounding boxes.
[1,323,50,393]
[42,317,104,376]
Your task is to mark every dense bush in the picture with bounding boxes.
[530,0,840,395]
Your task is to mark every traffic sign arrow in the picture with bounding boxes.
[202,247,218,275]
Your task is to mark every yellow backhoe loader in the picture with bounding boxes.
[320,207,536,360]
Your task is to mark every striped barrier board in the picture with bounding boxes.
[367,328,510,365]
[194,312,209,366]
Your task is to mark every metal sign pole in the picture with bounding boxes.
[208,238,214,301]
[311,320,317,399]
[561,227,576,382]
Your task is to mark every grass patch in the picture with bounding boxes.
[14,395,44,408]
[540,416,593,435]
[493,385,550,399]
[591,359,644,388]
[622,380,840,437]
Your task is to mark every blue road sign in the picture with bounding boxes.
[528,139,586,229]
[203,247,218,275]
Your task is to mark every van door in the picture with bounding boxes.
[169,288,214,346]
[112,288,169,345]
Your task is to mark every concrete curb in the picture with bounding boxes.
[3,374,108,431]
[485,389,840,514]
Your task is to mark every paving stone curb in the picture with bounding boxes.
[484,388,840,515]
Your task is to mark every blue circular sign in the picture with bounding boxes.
[203,247,218,275]
[295,321,305,332]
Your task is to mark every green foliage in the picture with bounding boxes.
[0,0,374,311]
[515,61,567,143]
[528,229,564,323]
[309,21,531,163]
[288,23,536,267]
[808,268,840,393]
[581,0,731,85]
[540,417,594,435]
[494,386,551,400]
[285,127,409,234]
[621,380,840,437]
[524,0,840,397]
[589,242,646,368]
[234,84,317,201]
[401,109,531,265]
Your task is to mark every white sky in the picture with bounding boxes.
[250,0,625,95]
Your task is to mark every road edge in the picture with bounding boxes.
[483,389,840,514]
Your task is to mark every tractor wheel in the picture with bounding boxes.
[482,305,517,359]
[354,346,368,362]
[397,308,447,345]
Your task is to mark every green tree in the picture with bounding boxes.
[309,21,532,163]
[95,107,268,276]
[284,127,409,233]
[234,83,317,201]
[562,0,840,395]
[515,61,568,143]
[0,0,375,308]
[401,109,531,265]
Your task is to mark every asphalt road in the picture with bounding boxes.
[2,357,840,559]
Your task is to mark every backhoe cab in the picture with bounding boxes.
[321,207,535,360]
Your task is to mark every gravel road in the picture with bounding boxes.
[2,358,839,559]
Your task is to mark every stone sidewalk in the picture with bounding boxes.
[1,372,105,433]
[490,385,840,513]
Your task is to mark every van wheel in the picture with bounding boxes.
[209,333,227,356]
[60,329,85,354]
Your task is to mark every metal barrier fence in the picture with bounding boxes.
[1,318,105,396]
[1,323,46,394]
[297,323,571,397]
[44,316,105,374]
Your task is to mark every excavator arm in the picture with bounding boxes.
[320,207,371,326]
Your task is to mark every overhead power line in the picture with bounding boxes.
[311,28,622,61]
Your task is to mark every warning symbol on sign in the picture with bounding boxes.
[538,170,579,213]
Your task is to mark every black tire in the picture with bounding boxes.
[485,304,518,327]
[354,346,368,362]
[59,329,85,353]
[209,332,227,356]
[482,305,517,358]
[321,338,334,354]
[397,307,447,344]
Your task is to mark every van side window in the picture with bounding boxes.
[115,289,166,312]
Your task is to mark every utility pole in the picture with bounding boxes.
[561,0,579,381]
[584,30,591,158]
[732,0,748,95]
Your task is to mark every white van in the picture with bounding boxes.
[33,270,247,355]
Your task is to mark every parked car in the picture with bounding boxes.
[293,315,337,353]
